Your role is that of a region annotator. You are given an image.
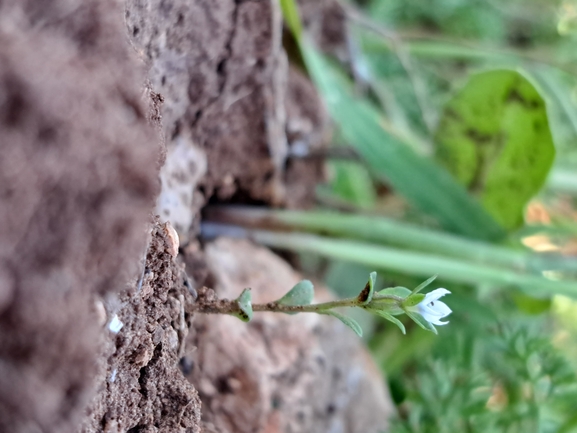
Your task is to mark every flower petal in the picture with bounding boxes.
[404,288,452,330]
[423,288,451,303]
[429,300,452,316]
[418,303,444,317]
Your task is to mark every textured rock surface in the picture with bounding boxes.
[187,238,394,433]
[81,221,201,433]
[126,0,289,241]
[0,0,160,431]
[125,0,328,244]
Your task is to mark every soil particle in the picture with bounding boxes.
[188,238,394,433]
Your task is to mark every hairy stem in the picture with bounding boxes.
[252,297,360,313]
[190,293,404,316]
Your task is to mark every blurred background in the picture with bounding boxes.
[254,0,577,431]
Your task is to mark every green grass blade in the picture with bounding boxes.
[279,0,302,40]
[301,47,505,240]
[205,207,527,270]
[247,229,577,298]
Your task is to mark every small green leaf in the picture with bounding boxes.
[232,288,253,322]
[276,280,314,307]
[402,293,426,308]
[376,286,411,299]
[371,310,407,334]
[357,271,377,305]
[405,311,438,334]
[321,311,363,337]
[412,275,437,295]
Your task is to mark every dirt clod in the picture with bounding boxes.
[82,220,201,433]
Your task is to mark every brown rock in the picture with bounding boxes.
[126,0,289,241]
[126,0,329,243]
[188,238,394,433]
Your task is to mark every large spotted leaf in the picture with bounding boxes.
[435,70,555,230]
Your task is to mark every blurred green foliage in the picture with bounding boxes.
[367,0,560,43]
[275,0,577,431]
[435,70,555,229]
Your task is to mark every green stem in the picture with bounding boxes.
[191,295,402,315]
[201,223,577,298]
[204,206,528,270]
[252,297,360,313]
[361,35,577,77]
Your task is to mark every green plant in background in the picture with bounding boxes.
[191,272,451,337]
[435,69,555,230]
[390,319,577,433]
[217,0,577,430]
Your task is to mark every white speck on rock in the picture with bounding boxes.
[167,327,179,351]
[108,314,123,334]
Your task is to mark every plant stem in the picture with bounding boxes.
[252,297,360,313]
[190,294,402,315]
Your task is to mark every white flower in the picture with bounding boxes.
[410,288,452,326]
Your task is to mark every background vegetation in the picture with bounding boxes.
[270,0,577,430]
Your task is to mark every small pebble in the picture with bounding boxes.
[152,326,164,345]
[179,356,194,375]
[94,300,107,327]
[199,377,217,396]
[228,377,242,391]
[102,419,119,433]
[163,221,180,257]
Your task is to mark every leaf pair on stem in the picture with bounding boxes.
[198,273,452,337]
